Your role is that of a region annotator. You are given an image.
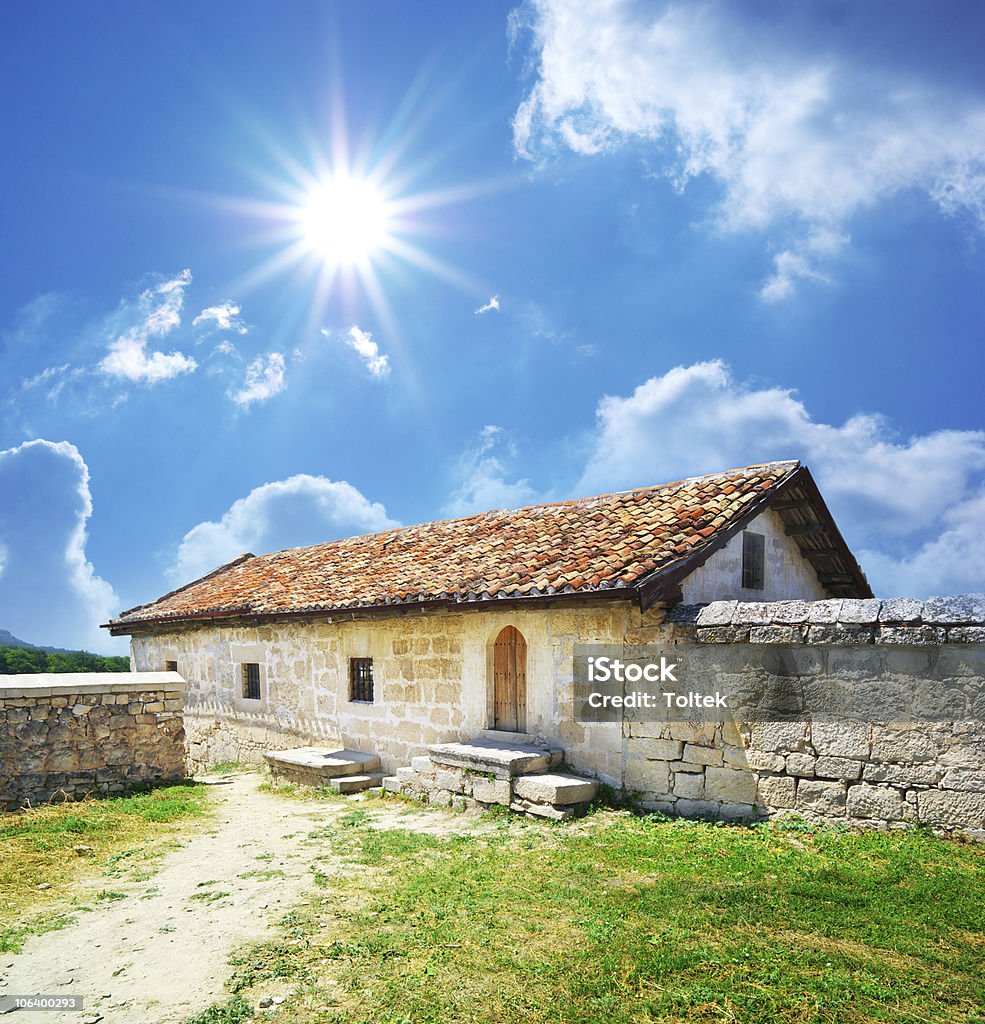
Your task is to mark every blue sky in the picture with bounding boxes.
[2,0,984,653]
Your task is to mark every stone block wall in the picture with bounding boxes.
[0,672,186,811]
[129,600,653,776]
[625,597,985,838]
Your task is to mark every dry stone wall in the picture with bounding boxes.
[0,672,186,811]
[625,597,985,837]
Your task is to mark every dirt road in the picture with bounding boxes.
[0,773,469,1024]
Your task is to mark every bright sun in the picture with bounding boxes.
[298,175,391,266]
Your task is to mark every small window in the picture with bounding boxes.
[349,657,374,703]
[742,531,765,590]
[165,660,178,673]
[242,662,261,700]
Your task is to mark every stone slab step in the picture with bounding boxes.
[427,738,563,779]
[513,772,599,806]
[511,800,574,821]
[329,772,388,794]
[264,747,381,779]
[477,729,538,745]
[381,775,403,794]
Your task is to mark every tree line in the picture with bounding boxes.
[0,645,131,675]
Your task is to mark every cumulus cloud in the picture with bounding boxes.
[858,489,985,599]
[230,352,286,408]
[0,439,121,653]
[475,295,501,315]
[168,475,399,584]
[512,0,985,297]
[574,360,985,595]
[325,326,390,378]
[192,302,248,335]
[444,426,539,517]
[99,268,198,383]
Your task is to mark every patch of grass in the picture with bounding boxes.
[207,761,250,774]
[0,782,211,951]
[0,910,76,954]
[190,890,231,905]
[257,778,345,802]
[184,994,254,1024]
[226,811,985,1024]
[93,889,127,903]
[238,868,286,881]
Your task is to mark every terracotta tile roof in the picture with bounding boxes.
[108,461,804,629]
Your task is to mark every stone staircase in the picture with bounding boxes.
[264,747,386,793]
[381,733,599,820]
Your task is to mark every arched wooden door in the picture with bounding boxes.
[493,626,527,732]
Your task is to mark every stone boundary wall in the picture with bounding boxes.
[684,593,985,644]
[0,672,187,811]
[625,596,985,838]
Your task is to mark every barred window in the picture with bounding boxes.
[742,531,765,591]
[349,657,374,703]
[242,662,261,700]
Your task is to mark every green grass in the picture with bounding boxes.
[222,811,985,1024]
[184,995,254,1024]
[0,782,211,952]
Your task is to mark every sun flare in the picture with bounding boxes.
[298,175,391,266]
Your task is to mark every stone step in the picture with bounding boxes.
[264,747,381,781]
[328,771,388,794]
[427,738,564,779]
[510,800,574,821]
[513,772,599,806]
[381,775,403,794]
[477,729,538,745]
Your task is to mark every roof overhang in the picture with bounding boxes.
[635,465,871,610]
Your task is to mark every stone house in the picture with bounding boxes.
[105,460,871,790]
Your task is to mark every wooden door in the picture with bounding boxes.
[493,626,526,732]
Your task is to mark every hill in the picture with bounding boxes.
[0,633,130,675]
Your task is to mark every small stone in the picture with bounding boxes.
[74,845,94,856]
[272,996,285,1005]
[36,883,51,890]
[258,997,274,1008]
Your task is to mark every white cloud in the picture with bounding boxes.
[168,475,399,584]
[858,489,985,599]
[192,302,248,335]
[20,363,75,403]
[475,295,501,315]
[230,353,286,408]
[512,0,985,297]
[324,326,390,378]
[0,541,7,580]
[0,439,121,653]
[444,425,539,517]
[99,268,198,383]
[575,361,985,595]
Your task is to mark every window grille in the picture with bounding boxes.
[242,662,261,700]
[349,657,374,702]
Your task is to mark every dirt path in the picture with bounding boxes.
[0,774,477,1024]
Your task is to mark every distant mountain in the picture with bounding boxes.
[0,629,72,654]
[0,630,129,674]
